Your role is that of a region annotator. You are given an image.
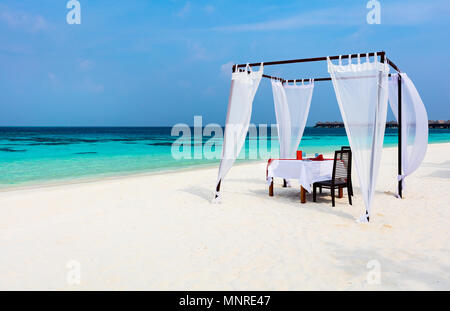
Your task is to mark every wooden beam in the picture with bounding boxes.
[235,51,386,69]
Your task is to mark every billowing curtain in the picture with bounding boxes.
[214,64,263,201]
[388,73,428,193]
[272,80,314,159]
[328,54,389,222]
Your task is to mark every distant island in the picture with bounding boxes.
[314,120,450,129]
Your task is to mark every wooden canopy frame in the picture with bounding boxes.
[217,51,404,199]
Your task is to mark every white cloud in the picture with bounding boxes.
[83,79,104,93]
[381,0,450,24]
[47,72,63,90]
[89,83,104,93]
[220,61,234,78]
[204,5,215,15]
[48,72,59,85]
[188,42,208,61]
[176,2,192,18]
[211,0,450,32]
[47,72,103,93]
[78,59,94,71]
[211,7,355,32]
[48,72,57,81]
[0,5,49,33]
[177,80,191,88]
[203,86,215,97]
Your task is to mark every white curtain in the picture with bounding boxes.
[328,54,390,221]
[214,64,263,201]
[388,73,428,192]
[271,80,314,159]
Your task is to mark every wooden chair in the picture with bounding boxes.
[340,146,353,196]
[313,149,352,207]
[318,146,353,196]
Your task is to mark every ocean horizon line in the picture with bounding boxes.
[0,123,405,129]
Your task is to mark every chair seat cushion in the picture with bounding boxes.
[315,179,347,187]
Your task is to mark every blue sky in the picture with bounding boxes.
[0,0,449,126]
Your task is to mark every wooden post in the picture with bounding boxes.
[398,74,403,198]
[300,186,306,203]
[338,187,343,198]
[215,179,221,198]
[269,180,274,196]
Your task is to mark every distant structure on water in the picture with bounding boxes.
[314,120,450,129]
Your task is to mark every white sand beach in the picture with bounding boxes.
[0,143,449,290]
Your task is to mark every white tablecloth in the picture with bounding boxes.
[267,159,334,193]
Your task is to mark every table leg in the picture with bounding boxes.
[338,187,343,198]
[269,180,274,197]
[300,186,306,203]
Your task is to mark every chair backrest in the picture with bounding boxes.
[332,149,352,184]
[339,146,351,162]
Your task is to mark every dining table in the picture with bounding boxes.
[266,158,342,203]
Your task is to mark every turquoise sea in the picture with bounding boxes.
[1,127,449,188]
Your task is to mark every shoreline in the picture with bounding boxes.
[0,160,219,193]
[0,158,262,193]
[0,141,447,193]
